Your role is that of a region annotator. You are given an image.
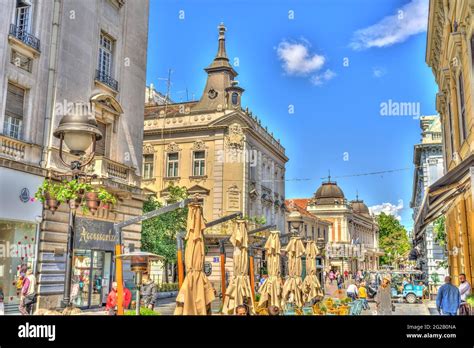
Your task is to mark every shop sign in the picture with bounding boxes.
[74,217,117,251]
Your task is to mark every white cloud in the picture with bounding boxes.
[373,67,387,78]
[277,40,325,76]
[369,199,404,221]
[310,69,337,86]
[349,0,429,50]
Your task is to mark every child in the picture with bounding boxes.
[359,281,369,310]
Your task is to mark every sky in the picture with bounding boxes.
[146,0,438,231]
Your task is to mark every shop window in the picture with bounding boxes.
[166,152,179,177]
[0,220,36,307]
[143,154,154,179]
[192,151,205,176]
[3,83,25,140]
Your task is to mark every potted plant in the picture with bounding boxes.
[98,188,117,210]
[84,187,117,214]
[35,180,65,213]
[62,180,89,210]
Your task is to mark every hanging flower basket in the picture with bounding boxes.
[85,192,101,214]
[44,192,61,212]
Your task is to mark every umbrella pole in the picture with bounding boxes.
[177,233,184,289]
[115,244,124,315]
[219,240,226,302]
[249,249,256,302]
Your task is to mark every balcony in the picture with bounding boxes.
[95,70,119,92]
[0,134,42,165]
[9,24,40,52]
[87,156,139,187]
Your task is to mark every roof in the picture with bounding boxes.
[350,199,370,216]
[285,199,332,225]
[313,181,345,205]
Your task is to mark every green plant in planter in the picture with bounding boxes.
[466,294,474,307]
[97,187,117,207]
[35,180,65,203]
[124,307,160,316]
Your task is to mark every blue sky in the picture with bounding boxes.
[146,0,437,230]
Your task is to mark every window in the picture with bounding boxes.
[166,152,179,177]
[3,83,25,140]
[95,121,107,156]
[143,154,154,179]
[231,92,238,105]
[10,50,32,72]
[15,2,31,33]
[447,103,455,159]
[192,151,205,176]
[457,72,467,143]
[318,227,321,238]
[98,33,113,77]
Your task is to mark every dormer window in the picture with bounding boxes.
[231,92,239,105]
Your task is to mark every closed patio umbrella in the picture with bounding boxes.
[282,236,305,308]
[302,240,324,304]
[174,203,215,315]
[222,219,255,314]
[257,231,283,309]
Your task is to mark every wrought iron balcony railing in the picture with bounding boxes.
[95,69,119,91]
[9,24,40,52]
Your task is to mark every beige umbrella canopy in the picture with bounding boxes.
[222,220,255,314]
[302,240,324,303]
[257,231,283,309]
[174,203,215,315]
[282,236,305,308]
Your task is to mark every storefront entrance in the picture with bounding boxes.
[71,250,112,308]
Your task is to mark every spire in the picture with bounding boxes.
[327,170,331,183]
[205,22,235,72]
[356,190,359,201]
[216,22,228,59]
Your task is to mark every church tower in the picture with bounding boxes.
[194,23,244,111]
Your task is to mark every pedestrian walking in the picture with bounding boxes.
[0,287,4,315]
[236,304,249,316]
[374,277,392,315]
[140,274,157,310]
[346,282,358,301]
[329,270,335,285]
[436,276,461,316]
[358,281,369,310]
[337,274,344,290]
[18,269,36,315]
[344,270,349,281]
[123,285,132,309]
[106,282,118,315]
[458,273,471,316]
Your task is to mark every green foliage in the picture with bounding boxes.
[35,180,66,203]
[141,184,188,263]
[376,212,411,266]
[243,215,267,226]
[433,216,447,248]
[466,294,474,307]
[124,308,160,316]
[157,282,178,292]
[430,272,441,285]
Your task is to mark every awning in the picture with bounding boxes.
[414,154,474,236]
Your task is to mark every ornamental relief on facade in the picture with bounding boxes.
[225,123,244,150]
[143,144,155,154]
[192,140,207,151]
[166,142,181,152]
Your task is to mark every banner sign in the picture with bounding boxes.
[74,217,117,251]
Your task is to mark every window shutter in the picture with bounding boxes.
[95,121,107,156]
[5,83,25,119]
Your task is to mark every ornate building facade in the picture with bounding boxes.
[142,24,288,234]
[0,0,149,312]
[416,0,474,286]
[289,181,381,272]
[410,116,447,289]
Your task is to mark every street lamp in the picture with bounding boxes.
[53,110,102,307]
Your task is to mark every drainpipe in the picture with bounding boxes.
[40,0,62,168]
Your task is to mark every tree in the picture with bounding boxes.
[141,184,188,283]
[376,212,411,267]
[433,216,447,248]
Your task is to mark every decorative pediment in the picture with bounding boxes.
[166,142,181,152]
[188,184,210,195]
[192,140,207,151]
[90,93,124,114]
[143,144,155,154]
[208,110,255,129]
